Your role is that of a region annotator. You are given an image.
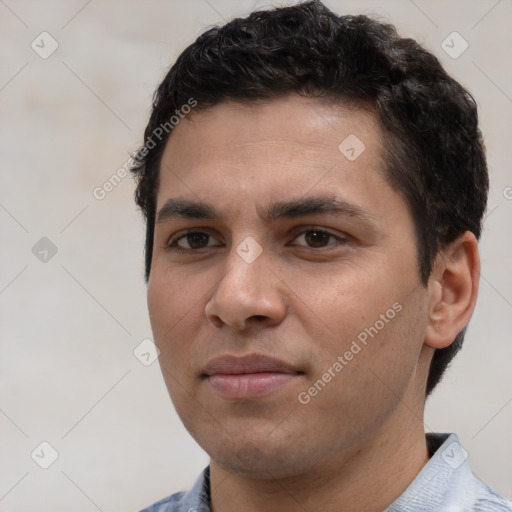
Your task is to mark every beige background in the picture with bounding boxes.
[0,1,511,510]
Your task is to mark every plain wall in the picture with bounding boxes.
[1,1,511,510]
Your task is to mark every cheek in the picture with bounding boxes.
[316,291,426,405]
[147,275,199,373]
[147,266,204,334]
[147,279,172,344]
[284,263,393,346]
[295,263,425,391]
[293,302,426,453]
[147,278,204,414]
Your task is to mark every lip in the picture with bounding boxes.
[202,354,303,400]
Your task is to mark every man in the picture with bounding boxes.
[131,2,512,511]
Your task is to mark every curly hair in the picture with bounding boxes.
[130,0,488,396]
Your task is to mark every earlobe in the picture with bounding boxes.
[424,232,480,349]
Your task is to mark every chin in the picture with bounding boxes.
[208,436,315,480]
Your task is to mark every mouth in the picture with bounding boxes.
[202,353,304,400]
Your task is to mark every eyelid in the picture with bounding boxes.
[167,226,347,251]
[168,228,222,250]
[288,226,347,247]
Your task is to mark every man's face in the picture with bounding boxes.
[148,95,432,479]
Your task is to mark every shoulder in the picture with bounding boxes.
[386,433,512,512]
[138,491,187,512]
[139,489,209,512]
[439,434,512,511]
[467,478,512,512]
[138,467,211,512]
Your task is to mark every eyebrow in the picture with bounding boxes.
[156,195,376,225]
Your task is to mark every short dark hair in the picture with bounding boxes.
[130,0,488,395]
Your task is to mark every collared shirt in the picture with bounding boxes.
[140,433,512,512]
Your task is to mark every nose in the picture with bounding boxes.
[204,244,287,331]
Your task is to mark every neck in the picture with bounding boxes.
[209,397,429,512]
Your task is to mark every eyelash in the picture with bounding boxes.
[167,227,347,252]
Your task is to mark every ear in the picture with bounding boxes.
[424,231,480,349]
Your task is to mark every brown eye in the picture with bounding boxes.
[169,231,220,250]
[304,229,331,247]
[183,232,210,249]
[293,228,343,248]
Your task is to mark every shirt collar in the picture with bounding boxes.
[179,465,211,512]
[181,433,509,512]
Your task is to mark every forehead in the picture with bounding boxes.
[162,95,380,164]
[156,95,396,220]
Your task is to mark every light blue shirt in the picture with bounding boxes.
[140,433,512,511]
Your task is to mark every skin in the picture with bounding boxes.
[147,95,479,512]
